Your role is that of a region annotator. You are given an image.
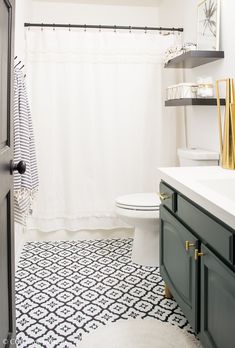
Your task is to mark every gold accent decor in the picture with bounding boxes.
[185,241,195,251]
[164,284,173,299]
[159,193,170,201]
[195,249,204,260]
[216,78,235,169]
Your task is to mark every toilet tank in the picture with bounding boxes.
[177,148,219,167]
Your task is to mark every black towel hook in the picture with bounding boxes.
[14,60,21,69]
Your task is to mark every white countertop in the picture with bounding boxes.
[158,166,235,230]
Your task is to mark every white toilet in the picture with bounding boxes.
[116,193,160,267]
[115,148,219,267]
[177,147,219,166]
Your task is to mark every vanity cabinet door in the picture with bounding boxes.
[160,206,199,332]
[199,244,235,348]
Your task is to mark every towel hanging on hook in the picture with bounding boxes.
[14,56,26,78]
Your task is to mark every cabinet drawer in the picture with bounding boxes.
[177,195,235,265]
[159,181,177,213]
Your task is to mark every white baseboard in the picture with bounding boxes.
[15,223,27,269]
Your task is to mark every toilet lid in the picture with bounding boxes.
[116,193,160,210]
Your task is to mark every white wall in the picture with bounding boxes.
[160,0,235,155]
[32,0,161,6]
[29,0,160,26]
[15,0,33,60]
[15,0,161,59]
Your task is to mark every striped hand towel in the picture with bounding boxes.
[13,67,39,225]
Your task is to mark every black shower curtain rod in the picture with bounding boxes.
[24,23,184,32]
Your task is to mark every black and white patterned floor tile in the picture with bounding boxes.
[16,238,193,347]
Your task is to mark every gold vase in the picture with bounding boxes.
[216,78,235,169]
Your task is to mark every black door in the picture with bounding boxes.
[199,244,235,348]
[160,206,199,332]
[0,0,15,347]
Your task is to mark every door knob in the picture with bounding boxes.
[10,160,26,175]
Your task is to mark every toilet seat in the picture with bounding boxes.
[116,193,160,211]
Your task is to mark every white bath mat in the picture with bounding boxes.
[80,319,203,348]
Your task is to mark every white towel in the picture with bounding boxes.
[13,68,39,225]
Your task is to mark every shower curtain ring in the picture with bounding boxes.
[129,26,132,33]
[53,23,55,31]
[114,25,117,33]
[41,23,43,31]
[144,26,147,34]
[69,24,71,31]
[84,24,87,32]
[99,25,101,32]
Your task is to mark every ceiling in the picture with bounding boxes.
[32,0,162,6]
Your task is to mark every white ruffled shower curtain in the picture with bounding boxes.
[26,29,174,232]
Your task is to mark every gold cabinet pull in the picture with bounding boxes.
[159,192,170,201]
[195,249,204,260]
[185,241,195,251]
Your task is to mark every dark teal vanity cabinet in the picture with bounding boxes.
[159,181,235,348]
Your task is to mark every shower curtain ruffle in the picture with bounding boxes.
[27,214,130,232]
[26,30,170,63]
